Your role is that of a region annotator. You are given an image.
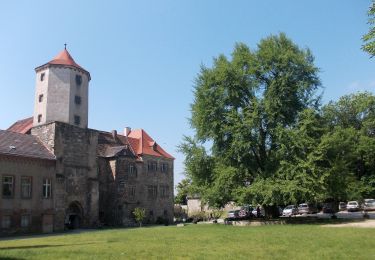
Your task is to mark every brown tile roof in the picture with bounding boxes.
[0,130,55,160]
[35,49,91,80]
[128,129,174,159]
[7,117,33,134]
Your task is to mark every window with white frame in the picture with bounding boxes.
[43,178,52,199]
[21,176,32,198]
[2,176,14,198]
[161,163,168,173]
[147,185,157,199]
[128,185,136,199]
[21,215,30,228]
[148,161,158,172]
[160,185,169,198]
[2,216,11,229]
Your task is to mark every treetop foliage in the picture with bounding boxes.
[179,33,375,211]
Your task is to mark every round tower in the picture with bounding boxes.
[33,47,91,128]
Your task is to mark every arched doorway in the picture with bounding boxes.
[66,201,83,229]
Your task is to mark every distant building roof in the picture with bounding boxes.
[0,130,55,160]
[7,117,33,134]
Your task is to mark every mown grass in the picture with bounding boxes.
[0,224,374,259]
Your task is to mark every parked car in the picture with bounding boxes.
[298,203,318,214]
[282,205,298,216]
[363,199,375,211]
[347,201,361,212]
[227,210,241,220]
[322,202,339,214]
[251,207,265,217]
[238,206,253,219]
[339,202,347,211]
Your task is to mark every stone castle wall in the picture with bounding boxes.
[32,122,99,230]
[98,154,174,226]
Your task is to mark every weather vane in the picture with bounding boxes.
[64,43,67,50]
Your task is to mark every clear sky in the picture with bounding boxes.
[0,0,373,191]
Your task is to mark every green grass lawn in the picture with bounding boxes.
[0,224,374,259]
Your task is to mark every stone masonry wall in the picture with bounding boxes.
[32,122,99,230]
[98,154,174,226]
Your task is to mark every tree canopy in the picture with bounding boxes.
[362,0,375,57]
[180,33,375,213]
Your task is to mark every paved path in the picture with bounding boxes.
[323,219,375,228]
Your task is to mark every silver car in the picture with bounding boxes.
[363,199,375,211]
[347,201,360,212]
[282,205,298,216]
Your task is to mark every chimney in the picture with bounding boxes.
[124,127,131,137]
[111,130,117,139]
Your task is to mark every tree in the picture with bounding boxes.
[133,207,146,227]
[182,33,321,212]
[175,179,191,205]
[362,1,375,57]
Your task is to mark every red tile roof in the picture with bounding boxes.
[0,130,55,160]
[128,129,174,159]
[35,49,90,80]
[7,117,33,134]
[97,129,174,160]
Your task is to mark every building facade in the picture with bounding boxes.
[0,48,174,235]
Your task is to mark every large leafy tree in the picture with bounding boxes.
[182,33,321,208]
[362,0,375,57]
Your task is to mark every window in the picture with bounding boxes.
[75,95,81,105]
[40,73,45,81]
[43,178,52,199]
[148,161,158,172]
[161,163,168,173]
[129,164,137,177]
[21,215,30,228]
[160,185,169,198]
[128,185,136,198]
[147,185,157,199]
[2,216,11,229]
[2,176,14,198]
[149,210,153,217]
[21,176,32,198]
[38,114,42,123]
[76,75,82,86]
[74,115,80,126]
[39,94,43,103]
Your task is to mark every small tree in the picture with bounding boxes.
[133,207,146,227]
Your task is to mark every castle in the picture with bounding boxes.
[0,48,174,234]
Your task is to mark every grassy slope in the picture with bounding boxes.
[0,224,374,259]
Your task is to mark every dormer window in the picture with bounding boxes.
[40,73,45,81]
[75,75,82,86]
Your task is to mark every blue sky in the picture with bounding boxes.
[0,0,373,190]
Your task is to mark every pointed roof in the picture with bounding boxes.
[48,49,84,69]
[35,48,90,80]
